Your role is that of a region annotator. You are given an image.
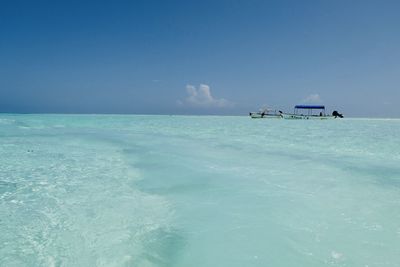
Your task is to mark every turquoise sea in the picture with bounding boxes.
[1,114,399,267]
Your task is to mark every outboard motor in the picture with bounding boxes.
[332,110,343,118]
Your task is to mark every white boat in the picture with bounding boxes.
[281,105,343,120]
[249,108,282,119]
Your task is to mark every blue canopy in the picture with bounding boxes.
[295,105,325,109]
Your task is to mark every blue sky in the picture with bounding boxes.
[1,0,399,117]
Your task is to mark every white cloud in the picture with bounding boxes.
[179,84,234,108]
[303,94,322,104]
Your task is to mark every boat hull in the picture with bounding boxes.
[250,113,282,119]
[281,114,336,120]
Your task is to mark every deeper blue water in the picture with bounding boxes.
[1,114,400,267]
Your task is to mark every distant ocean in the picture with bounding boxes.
[1,114,399,267]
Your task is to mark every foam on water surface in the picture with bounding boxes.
[1,115,400,266]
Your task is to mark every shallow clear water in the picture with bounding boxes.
[1,114,400,267]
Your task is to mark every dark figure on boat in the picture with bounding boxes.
[332,110,343,118]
